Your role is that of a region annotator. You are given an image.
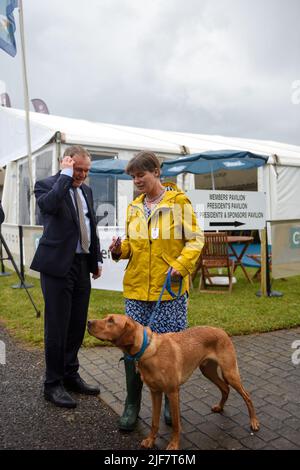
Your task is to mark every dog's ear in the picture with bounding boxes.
[115,318,135,348]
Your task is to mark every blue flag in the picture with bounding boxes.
[0,0,18,57]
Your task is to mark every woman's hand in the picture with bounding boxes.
[170,267,182,280]
[109,236,122,255]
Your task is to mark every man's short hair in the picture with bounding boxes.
[63,145,91,160]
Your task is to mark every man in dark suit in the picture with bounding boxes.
[0,200,4,224]
[31,145,102,408]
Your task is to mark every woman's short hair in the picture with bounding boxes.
[125,151,161,176]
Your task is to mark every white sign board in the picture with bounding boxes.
[187,190,266,231]
[92,226,126,291]
[2,223,126,290]
[1,223,21,267]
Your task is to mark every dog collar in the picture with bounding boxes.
[124,328,151,362]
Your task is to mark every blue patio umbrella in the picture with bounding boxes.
[90,159,131,180]
[161,150,268,189]
[90,158,183,179]
[90,151,268,187]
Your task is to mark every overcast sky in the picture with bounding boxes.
[1,0,300,145]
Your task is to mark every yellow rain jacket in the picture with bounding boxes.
[118,183,204,301]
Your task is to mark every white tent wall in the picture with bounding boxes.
[2,161,17,223]
[256,163,300,249]
[2,150,300,228]
[257,163,300,223]
[2,107,300,229]
[2,144,56,225]
[116,180,129,228]
[2,142,138,226]
[273,166,300,220]
[261,153,300,228]
[260,164,277,222]
[182,173,195,191]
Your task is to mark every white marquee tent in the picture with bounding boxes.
[1,106,300,226]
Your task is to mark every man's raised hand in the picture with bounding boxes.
[60,156,75,170]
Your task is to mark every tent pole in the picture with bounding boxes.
[54,131,62,173]
[18,0,35,225]
[114,176,117,225]
[210,163,215,190]
[260,227,268,296]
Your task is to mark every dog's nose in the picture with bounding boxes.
[87,320,92,328]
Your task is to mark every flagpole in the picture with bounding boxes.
[18,0,34,225]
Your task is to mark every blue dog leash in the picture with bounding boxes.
[124,269,183,362]
[147,268,183,327]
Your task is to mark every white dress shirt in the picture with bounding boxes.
[61,168,102,267]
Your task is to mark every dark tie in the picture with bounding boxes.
[74,188,90,253]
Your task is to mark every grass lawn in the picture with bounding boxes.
[0,268,299,348]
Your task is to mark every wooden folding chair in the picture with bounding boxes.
[189,254,202,290]
[199,232,235,293]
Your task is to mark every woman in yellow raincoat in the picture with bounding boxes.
[110,151,204,431]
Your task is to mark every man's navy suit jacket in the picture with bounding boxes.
[30,172,102,277]
[0,200,4,224]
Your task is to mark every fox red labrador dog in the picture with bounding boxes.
[88,314,259,450]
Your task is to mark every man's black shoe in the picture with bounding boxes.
[64,376,100,395]
[44,384,77,408]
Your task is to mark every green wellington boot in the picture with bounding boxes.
[164,394,172,426]
[118,359,143,431]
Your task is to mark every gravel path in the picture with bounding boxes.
[0,326,141,450]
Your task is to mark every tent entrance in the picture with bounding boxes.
[88,153,118,226]
[194,167,258,191]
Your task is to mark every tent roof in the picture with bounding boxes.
[1,106,300,167]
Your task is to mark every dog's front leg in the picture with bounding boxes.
[141,391,162,449]
[166,391,181,450]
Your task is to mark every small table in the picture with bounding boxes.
[247,253,272,280]
[227,236,254,284]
